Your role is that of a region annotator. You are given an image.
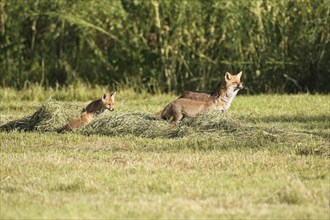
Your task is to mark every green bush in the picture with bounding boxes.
[1,0,329,93]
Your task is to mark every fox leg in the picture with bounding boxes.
[169,104,184,125]
[56,125,68,133]
[161,103,174,121]
[171,112,184,125]
[56,122,73,133]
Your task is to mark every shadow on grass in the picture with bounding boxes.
[258,114,330,124]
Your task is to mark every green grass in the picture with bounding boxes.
[0,88,329,219]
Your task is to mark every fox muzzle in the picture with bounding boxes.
[105,104,115,111]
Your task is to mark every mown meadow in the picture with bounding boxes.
[1,0,329,218]
[0,85,329,219]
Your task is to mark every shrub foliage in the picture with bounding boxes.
[1,0,329,93]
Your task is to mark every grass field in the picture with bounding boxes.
[0,87,329,219]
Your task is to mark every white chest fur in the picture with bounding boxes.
[221,88,239,111]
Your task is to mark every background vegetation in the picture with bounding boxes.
[1,0,329,93]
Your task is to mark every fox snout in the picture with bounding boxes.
[105,104,115,111]
[234,83,244,91]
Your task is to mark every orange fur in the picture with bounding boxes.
[57,92,116,133]
[160,72,244,124]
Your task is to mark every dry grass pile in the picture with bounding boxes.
[2,101,329,156]
[81,111,246,138]
[184,111,243,132]
[81,112,192,138]
[0,101,244,138]
[0,100,81,132]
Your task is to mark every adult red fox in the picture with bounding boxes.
[180,71,244,102]
[57,92,116,133]
[160,72,244,124]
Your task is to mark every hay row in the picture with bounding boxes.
[1,101,326,143]
[0,100,245,138]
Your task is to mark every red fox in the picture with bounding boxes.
[57,92,116,133]
[160,72,244,124]
[179,71,244,102]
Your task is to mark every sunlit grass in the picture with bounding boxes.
[0,87,329,218]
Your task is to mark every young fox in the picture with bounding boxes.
[160,72,244,124]
[57,92,116,133]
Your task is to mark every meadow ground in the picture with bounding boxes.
[0,87,329,219]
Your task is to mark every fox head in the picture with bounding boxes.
[102,92,116,111]
[225,71,244,91]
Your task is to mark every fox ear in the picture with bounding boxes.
[225,72,232,82]
[110,91,116,100]
[237,71,243,79]
[102,93,107,100]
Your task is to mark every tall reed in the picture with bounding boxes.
[0,0,329,93]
